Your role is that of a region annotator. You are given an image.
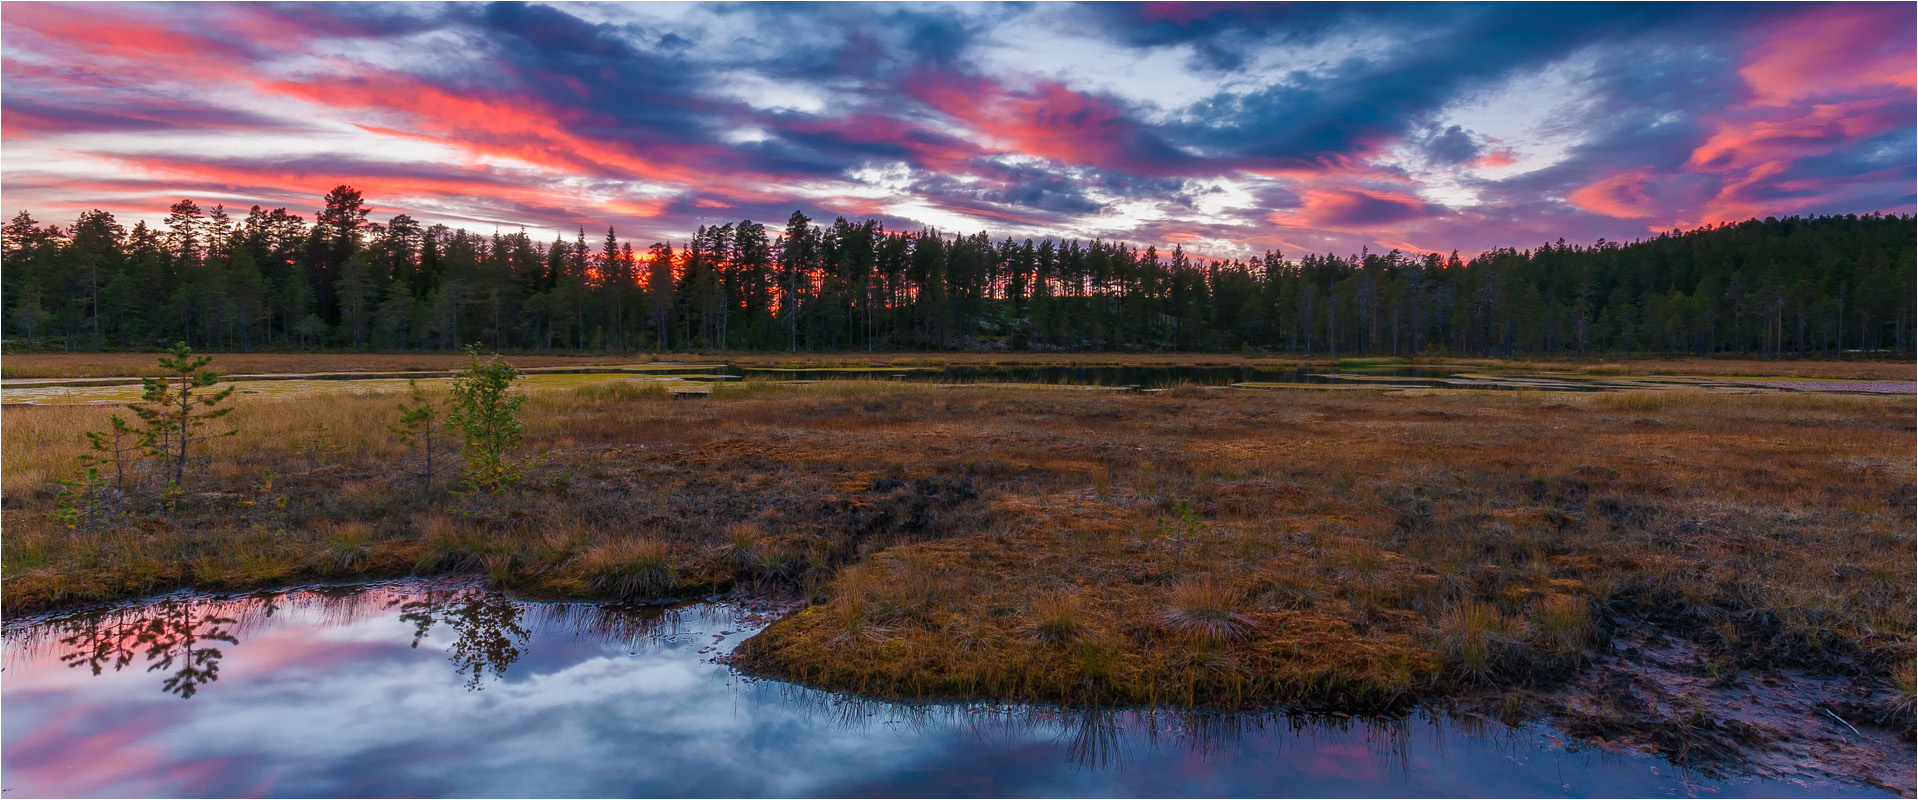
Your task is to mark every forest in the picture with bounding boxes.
[4,185,1913,357]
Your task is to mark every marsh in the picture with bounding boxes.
[3,355,1913,794]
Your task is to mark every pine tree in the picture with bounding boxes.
[128,343,236,492]
[391,379,454,491]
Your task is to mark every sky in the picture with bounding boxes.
[2,1,1912,259]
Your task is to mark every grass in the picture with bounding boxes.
[0,352,680,380]
[2,358,1912,722]
[1448,356,1913,381]
[579,539,677,599]
[322,522,374,570]
[1159,578,1254,644]
[1438,600,1525,681]
[1026,592,1088,645]
[571,379,674,401]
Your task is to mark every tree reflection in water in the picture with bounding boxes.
[25,582,702,699]
[25,584,1418,778]
[56,599,239,699]
[395,587,531,691]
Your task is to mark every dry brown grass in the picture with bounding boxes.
[1159,578,1255,644]
[578,538,677,598]
[728,385,1913,709]
[2,368,1911,715]
[3,393,404,497]
[0,352,663,379]
[1452,356,1914,381]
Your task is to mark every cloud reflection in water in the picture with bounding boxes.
[0,581,1885,798]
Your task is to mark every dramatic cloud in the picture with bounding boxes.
[2,1,1910,258]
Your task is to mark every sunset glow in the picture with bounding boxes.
[2,2,1911,256]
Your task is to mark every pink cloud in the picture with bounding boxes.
[908,72,1184,175]
[1291,187,1432,230]
[256,73,711,185]
[1471,149,1520,169]
[1567,168,1660,220]
[1738,3,1915,106]
[1564,7,1915,234]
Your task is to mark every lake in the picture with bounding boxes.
[0,580,1893,798]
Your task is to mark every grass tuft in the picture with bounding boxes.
[322,522,374,570]
[1025,592,1087,645]
[1535,593,1592,657]
[579,539,678,599]
[1439,599,1525,681]
[717,522,762,571]
[1158,578,1254,643]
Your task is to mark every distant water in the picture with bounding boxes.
[10,363,1911,406]
[733,364,1915,393]
[0,581,1894,798]
[736,363,1473,389]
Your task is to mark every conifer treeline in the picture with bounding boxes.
[5,185,1913,356]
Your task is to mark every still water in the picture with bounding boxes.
[0,581,1891,798]
[736,364,1488,390]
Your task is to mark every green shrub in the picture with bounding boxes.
[446,346,528,493]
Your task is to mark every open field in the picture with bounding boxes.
[0,352,654,380]
[2,356,1912,780]
[5,350,1913,381]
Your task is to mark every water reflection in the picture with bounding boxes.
[396,587,529,691]
[1061,707,1129,770]
[1,581,1893,798]
[52,599,239,699]
[9,582,712,700]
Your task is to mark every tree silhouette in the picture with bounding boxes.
[2,189,1911,356]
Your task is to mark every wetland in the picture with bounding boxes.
[2,353,1913,796]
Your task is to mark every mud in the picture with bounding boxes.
[1540,620,1915,796]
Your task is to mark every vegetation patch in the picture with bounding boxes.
[3,354,1912,775]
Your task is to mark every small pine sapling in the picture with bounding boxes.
[79,414,148,511]
[261,470,291,525]
[127,342,236,491]
[50,466,112,530]
[391,379,455,491]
